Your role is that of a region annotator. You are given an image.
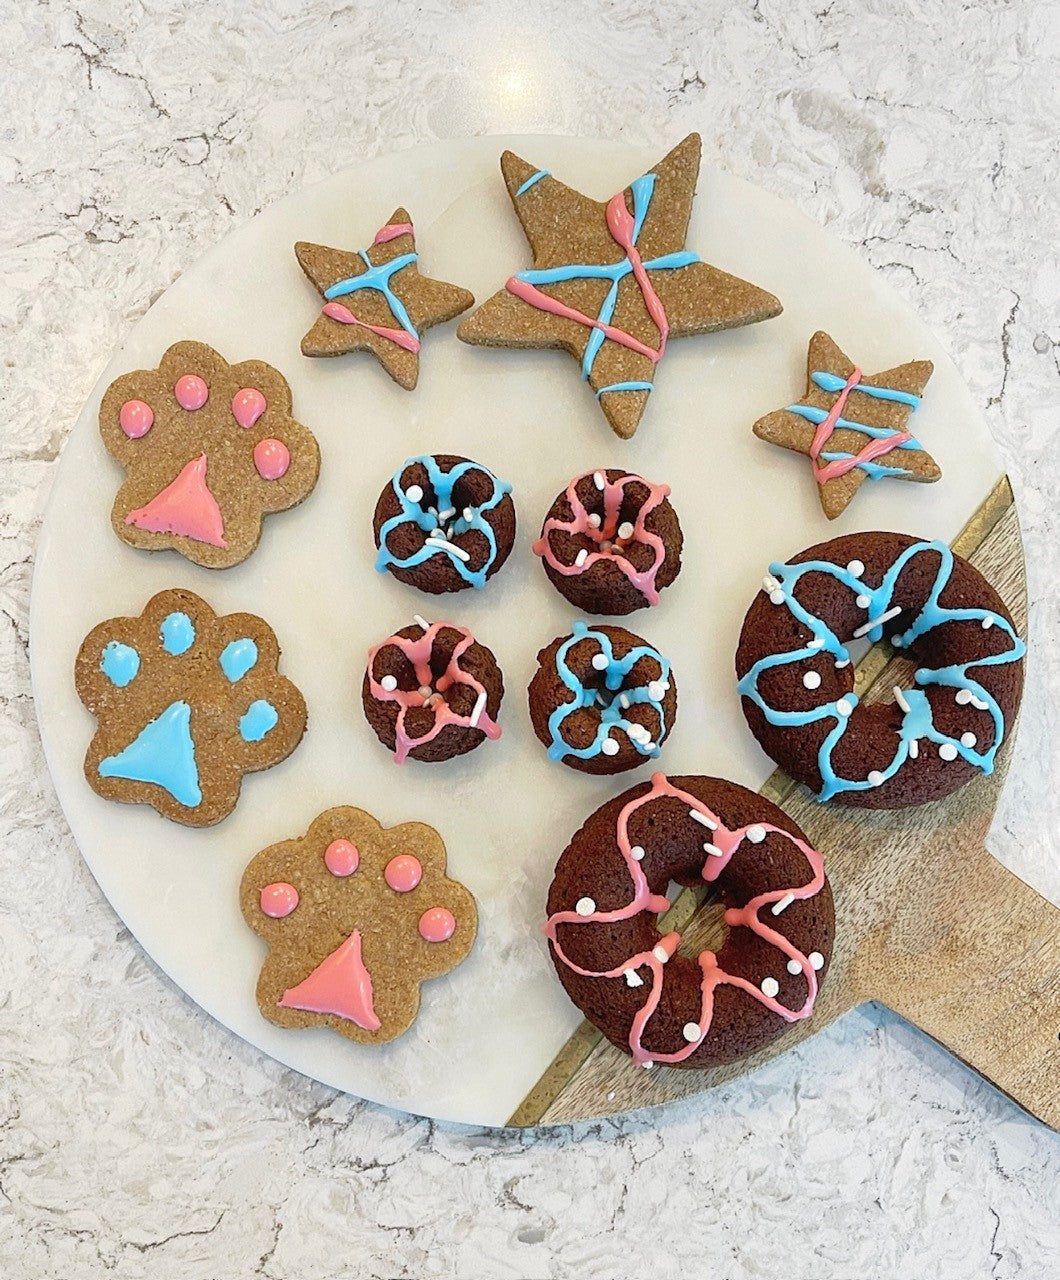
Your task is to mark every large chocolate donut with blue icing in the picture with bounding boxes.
[373,453,516,594]
[736,532,1025,808]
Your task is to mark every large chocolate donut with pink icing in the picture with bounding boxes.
[533,469,683,615]
[545,773,833,1069]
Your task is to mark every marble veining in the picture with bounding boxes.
[1,1,1057,1276]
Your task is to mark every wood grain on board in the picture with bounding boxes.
[510,478,1060,1129]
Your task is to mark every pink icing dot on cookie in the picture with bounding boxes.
[119,398,154,439]
[384,855,422,893]
[254,438,290,481]
[232,387,267,429]
[324,839,360,877]
[418,906,456,943]
[174,374,209,410]
[260,882,299,918]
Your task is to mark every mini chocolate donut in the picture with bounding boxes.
[363,619,503,763]
[545,773,834,1068]
[533,468,683,614]
[373,454,516,594]
[528,622,676,775]
[736,532,1025,808]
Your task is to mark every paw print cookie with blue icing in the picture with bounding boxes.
[99,341,321,569]
[75,589,307,826]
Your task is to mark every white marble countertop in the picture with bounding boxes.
[1,1,1057,1276]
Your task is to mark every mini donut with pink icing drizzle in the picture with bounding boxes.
[534,469,683,615]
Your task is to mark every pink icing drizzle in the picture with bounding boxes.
[119,399,154,439]
[324,839,359,877]
[373,221,414,244]
[543,773,825,1067]
[260,882,299,918]
[253,438,290,481]
[505,276,661,364]
[278,930,381,1031]
[321,301,421,354]
[366,621,502,764]
[532,470,671,606]
[419,907,456,943]
[809,367,914,484]
[232,387,267,429]
[384,855,422,893]
[174,374,209,410]
[124,453,228,548]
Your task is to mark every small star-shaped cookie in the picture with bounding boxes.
[296,208,474,390]
[752,331,940,520]
[457,134,782,440]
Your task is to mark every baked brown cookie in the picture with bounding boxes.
[458,134,781,439]
[736,532,1025,807]
[296,209,474,390]
[100,341,320,569]
[528,622,676,774]
[533,468,682,614]
[752,331,939,519]
[241,806,477,1045]
[363,619,503,764]
[545,773,833,1068]
[75,589,307,827]
[373,453,516,593]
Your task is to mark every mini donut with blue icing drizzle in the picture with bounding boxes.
[373,454,516,595]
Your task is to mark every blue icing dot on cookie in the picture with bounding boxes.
[98,699,201,807]
[160,611,196,656]
[219,638,258,683]
[240,699,278,742]
[100,641,140,687]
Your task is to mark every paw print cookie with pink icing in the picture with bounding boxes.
[99,340,321,569]
[240,806,478,1045]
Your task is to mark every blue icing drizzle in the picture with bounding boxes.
[324,252,419,340]
[812,370,921,408]
[100,641,140,687]
[375,455,513,590]
[595,381,654,399]
[736,540,1026,801]
[547,621,671,763]
[240,699,278,743]
[160,612,195,656]
[219,638,258,683]
[515,169,550,196]
[98,700,201,807]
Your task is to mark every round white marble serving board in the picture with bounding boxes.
[30,136,1003,1126]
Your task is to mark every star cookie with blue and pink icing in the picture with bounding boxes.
[457,134,782,439]
[752,331,940,520]
[296,208,474,390]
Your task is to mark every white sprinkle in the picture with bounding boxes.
[836,698,855,717]
[853,605,902,639]
[746,825,767,844]
[437,507,456,521]
[961,732,977,748]
[652,945,671,963]
[809,952,825,971]
[424,536,471,562]
[648,680,667,702]
[574,549,589,567]
[939,743,958,761]
[971,695,990,711]
[575,897,596,916]
[624,969,643,988]
[418,685,433,698]
[909,739,919,759]
[413,614,430,631]
[601,737,620,756]
[617,521,635,540]
[803,670,822,690]
[469,690,487,728]
[808,637,825,650]
[405,484,423,502]
[893,685,911,713]
[772,893,795,916]
[641,1060,655,1069]
[689,808,718,831]
[462,507,474,522]
[761,977,780,999]
[682,1022,702,1043]
[787,958,802,975]
[627,724,652,745]
[607,1090,616,1100]
[955,688,974,705]
[856,594,872,609]
[835,658,851,669]
[769,589,786,605]
[380,675,398,692]
[867,770,885,787]
[762,574,781,594]
[704,843,725,859]
[593,471,606,490]
[893,636,905,648]
[618,693,631,710]
[847,560,865,577]
[591,652,609,671]
[981,614,995,630]
[630,845,645,861]
[430,527,444,539]
[588,512,602,528]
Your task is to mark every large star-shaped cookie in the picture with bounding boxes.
[457,134,782,439]
[296,208,474,391]
[753,331,940,520]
